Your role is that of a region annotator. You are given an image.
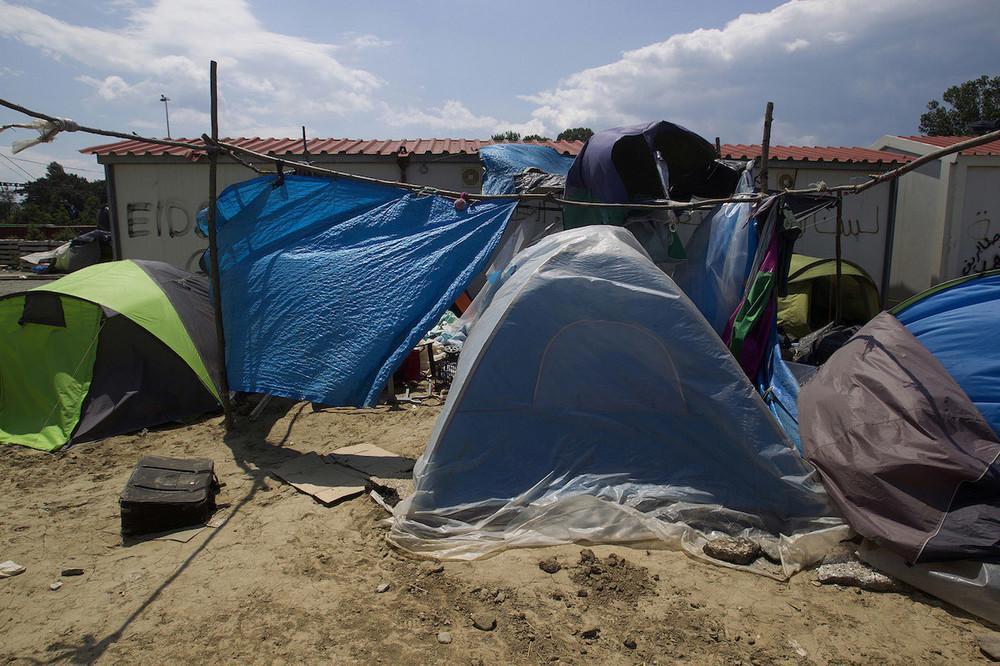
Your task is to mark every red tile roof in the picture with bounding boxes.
[897,135,1000,156]
[81,137,584,159]
[722,144,912,165]
[82,137,917,166]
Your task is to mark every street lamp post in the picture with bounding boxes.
[159,94,171,139]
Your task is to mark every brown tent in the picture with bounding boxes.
[800,308,1000,563]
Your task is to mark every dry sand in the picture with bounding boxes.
[0,399,993,664]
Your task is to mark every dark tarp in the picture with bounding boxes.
[800,312,1000,563]
[134,260,222,392]
[564,121,740,229]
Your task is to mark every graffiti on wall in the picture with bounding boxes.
[125,199,205,239]
[810,206,881,237]
[961,209,1000,276]
[123,198,209,272]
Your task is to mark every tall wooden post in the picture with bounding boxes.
[759,102,774,193]
[834,192,844,325]
[206,60,233,429]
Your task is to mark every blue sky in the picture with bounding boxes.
[0,0,998,181]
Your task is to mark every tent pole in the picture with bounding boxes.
[834,192,844,325]
[758,102,774,193]
[206,60,233,430]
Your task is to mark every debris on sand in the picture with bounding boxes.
[60,567,85,577]
[702,537,761,565]
[570,550,654,604]
[623,637,637,649]
[816,553,905,593]
[472,612,497,631]
[580,626,600,640]
[437,631,453,644]
[539,557,561,574]
[49,581,63,591]
[978,633,1000,661]
[375,582,390,593]
[0,560,26,578]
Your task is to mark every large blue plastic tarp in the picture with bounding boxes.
[204,174,517,406]
[895,271,1000,436]
[479,144,574,195]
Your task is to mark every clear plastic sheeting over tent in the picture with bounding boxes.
[390,226,842,572]
[201,174,517,407]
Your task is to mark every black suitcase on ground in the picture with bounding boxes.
[120,456,219,536]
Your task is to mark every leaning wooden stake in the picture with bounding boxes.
[834,192,844,324]
[206,60,234,429]
[758,102,774,193]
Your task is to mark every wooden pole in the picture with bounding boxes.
[206,60,233,429]
[758,102,774,193]
[714,136,722,157]
[834,192,844,325]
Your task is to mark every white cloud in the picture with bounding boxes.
[382,100,500,132]
[517,0,1000,144]
[342,33,392,50]
[0,0,384,137]
[783,38,809,53]
[381,100,548,138]
[76,75,135,100]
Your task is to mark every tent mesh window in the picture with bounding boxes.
[18,292,67,327]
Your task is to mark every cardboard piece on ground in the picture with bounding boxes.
[326,443,414,479]
[272,451,369,505]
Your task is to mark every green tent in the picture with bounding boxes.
[0,260,221,452]
[777,254,880,340]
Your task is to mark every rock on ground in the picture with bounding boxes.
[538,557,561,574]
[702,538,762,565]
[471,612,496,631]
[816,556,905,593]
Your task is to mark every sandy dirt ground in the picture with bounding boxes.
[0,398,994,664]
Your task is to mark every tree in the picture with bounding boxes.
[522,134,550,142]
[919,75,1000,135]
[556,127,594,142]
[490,130,521,142]
[18,162,105,227]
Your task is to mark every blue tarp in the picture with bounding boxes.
[203,174,517,406]
[895,271,1000,436]
[479,144,574,195]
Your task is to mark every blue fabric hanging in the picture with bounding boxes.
[203,174,517,406]
[479,144,575,195]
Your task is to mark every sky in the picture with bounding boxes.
[0,0,998,182]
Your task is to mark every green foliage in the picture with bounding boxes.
[522,134,551,142]
[490,130,522,142]
[4,162,105,230]
[556,127,594,142]
[919,75,1000,135]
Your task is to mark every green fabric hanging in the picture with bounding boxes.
[728,270,775,360]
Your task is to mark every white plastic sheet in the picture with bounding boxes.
[390,226,841,573]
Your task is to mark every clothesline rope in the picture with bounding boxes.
[2,95,999,209]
